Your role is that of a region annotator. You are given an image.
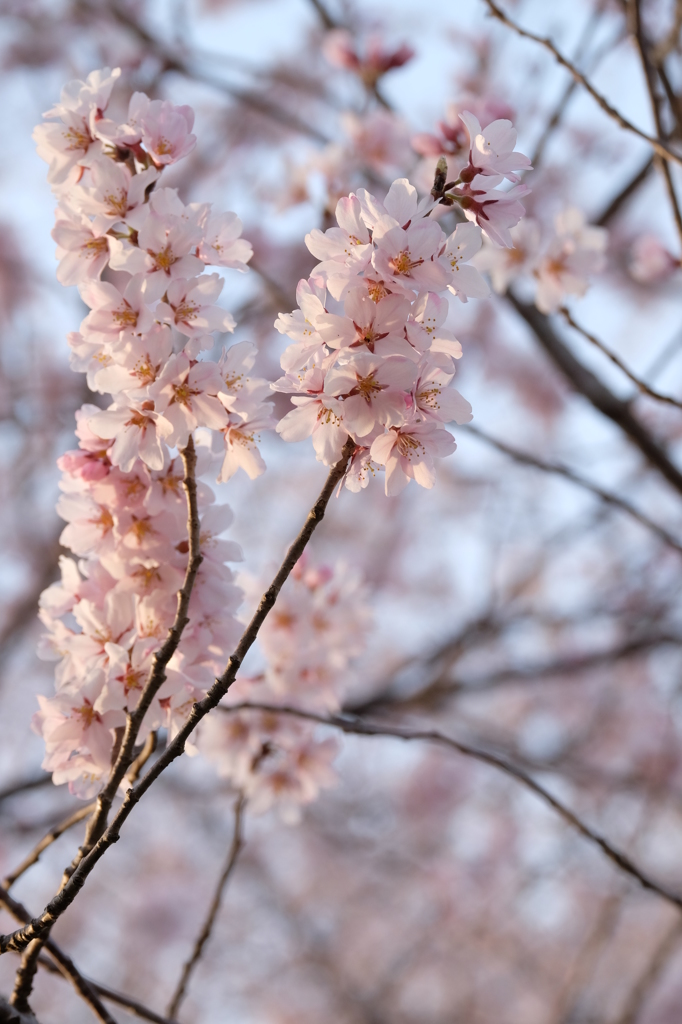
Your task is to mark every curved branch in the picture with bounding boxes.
[560,307,682,409]
[464,423,682,555]
[506,293,682,497]
[482,0,682,167]
[220,702,682,916]
[166,794,245,1017]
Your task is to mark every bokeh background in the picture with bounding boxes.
[3,0,682,1021]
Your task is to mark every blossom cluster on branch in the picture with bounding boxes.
[273,115,532,494]
[199,557,370,821]
[32,68,275,798]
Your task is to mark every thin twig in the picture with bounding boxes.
[3,803,95,891]
[0,438,356,956]
[506,292,682,498]
[167,794,246,1018]
[35,954,180,1024]
[8,440,202,1007]
[106,0,330,143]
[613,918,682,1024]
[482,0,682,167]
[560,307,682,408]
[630,0,682,250]
[530,3,617,169]
[66,439,201,880]
[0,886,116,1024]
[0,776,52,807]
[464,422,682,555]
[594,157,654,226]
[219,703,682,916]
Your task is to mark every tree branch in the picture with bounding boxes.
[2,803,96,891]
[464,423,682,555]
[594,157,654,225]
[220,703,682,916]
[8,440,202,1009]
[0,886,116,1024]
[35,954,180,1024]
[560,307,682,408]
[166,794,245,1018]
[0,438,356,956]
[482,0,682,167]
[506,292,682,497]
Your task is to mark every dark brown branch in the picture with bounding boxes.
[594,157,654,225]
[307,0,338,30]
[8,440,202,1007]
[506,292,682,497]
[0,776,52,808]
[0,438,356,956]
[166,794,245,1018]
[560,307,682,408]
[35,955,180,1024]
[106,0,330,143]
[0,887,116,1024]
[464,423,682,555]
[482,0,682,167]
[2,803,95,891]
[220,703,682,916]
[630,0,682,249]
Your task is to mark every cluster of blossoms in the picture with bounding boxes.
[322,28,414,89]
[32,68,275,797]
[273,117,532,494]
[199,557,370,821]
[474,208,608,313]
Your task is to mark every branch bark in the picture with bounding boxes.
[166,794,245,1017]
[0,438,356,956]
[506,292,682,497]
[219,703,682,917]
[483,0,682,167]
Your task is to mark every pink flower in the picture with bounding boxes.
[108,188,205,299]
[156,274,236,338]
[217,408,275,482]
[139,97,197,166]
[275,278,328,371]
[198,212,253,270]
[628,234,679,284]
[439,222,490,301]
[534,208,607,313]
[405,292,463,370]
[370,418,457,495]
[412,365,472,425]
[277,394,348,466]
[89,401,165,472]
[34,67,120,189]
[459,111,532,183]
[151,354,228,448]
[316,289,414,360]
[93,324,173,396]
[79,275,155,347]
[456,179,531,248]
[52,201,110,286]
[372,219,450,294]
[324,353,415,436]
[70,159,158,232]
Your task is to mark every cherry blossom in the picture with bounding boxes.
[459,111,532,182]
[370,418,457,495]
[534,208,608,313]
[52,201,111,285]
